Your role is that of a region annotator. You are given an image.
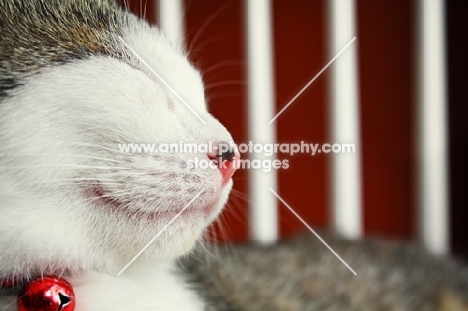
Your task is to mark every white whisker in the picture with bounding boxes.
[0,153,127,164]
[187,1,232,53]
[204,80,246,90]
[30,178,118,183]
[201,60,244,75]
[0,164,130,170]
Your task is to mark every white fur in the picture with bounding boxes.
[72,263,204,311]
[0,26,233,310]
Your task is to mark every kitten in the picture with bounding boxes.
[2,1,467,311]
[0,0,236,309]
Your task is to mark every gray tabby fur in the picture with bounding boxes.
[183,234,468,311]
[0,0,133,98]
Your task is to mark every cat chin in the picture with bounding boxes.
[89,181,232,266]
[0,178,231,279]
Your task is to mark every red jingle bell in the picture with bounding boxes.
[17,275,75,311]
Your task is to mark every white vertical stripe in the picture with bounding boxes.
[245,0,278,243]
[158,0,184,49]
[329,0,362,239]
[417,0,449,254]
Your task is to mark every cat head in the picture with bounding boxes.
[0,0,237,277]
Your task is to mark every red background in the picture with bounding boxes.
[121,0,468,258]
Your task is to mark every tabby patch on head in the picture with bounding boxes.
[1,0,127,85]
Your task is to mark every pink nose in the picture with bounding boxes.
[208,142,239,184]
